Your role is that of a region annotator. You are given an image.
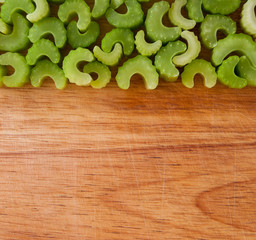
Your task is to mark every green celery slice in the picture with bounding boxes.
[92,0,109,19]
[110,0,124,8]
[186,0,204,22]
[241,0,256,37]
[0,66,7,88]
[202,0,241,15]
[27,0,50,23]
[0,18,11,34]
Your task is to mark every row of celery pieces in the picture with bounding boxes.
[0,0,255,89]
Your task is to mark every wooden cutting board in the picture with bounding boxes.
[0,1,255,239]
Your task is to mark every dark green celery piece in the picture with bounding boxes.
[31,60,67,89]
[186,0,204,22]
[105,0,144,29]
[29,17,67,48]
[0,52,30,88]
[155,41,186,82]
[145,1,181,44]
[241,0,256,37]
[67,21,100,49]
[92,0,109,19]
[27,0,50,23]
[0,66,7,87]
[116,55,159,90]
[217,56,247,89]
[202,0,241,15]
[26,39,61,65]
[200,15,236,49]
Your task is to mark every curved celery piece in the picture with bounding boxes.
[83,61,111,89]
[58,0,91,32]
[92,0,109,19]
[116,55,159,90]
[200,15,236,49]
[110,0,123,8]
[0,13,30,52]
[0,18,11,34]
[135,30,162,57]
[101,28,134,56]
[181,59,217,88]
[173,30,201,67]
[1,0,35,24]
[202,0,241,15]
[145,1,181,43]
[212,34,256,67]
[93,43,123,66]
[62,48,94,86]
[169,0,196,30]
[155,41,186,82]
[217,56,247,89]
[186,0,204,23]
[105,0,144,29]
[31,60,67,90]
[26,39,61,65]
[0,52,30,88]
[0,66,7,88]
[27,0,49,23]
[241,0,256,37]
[29,17,67,48]
[67,21,100,49]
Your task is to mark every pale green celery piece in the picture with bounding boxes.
[1,0,35,24]
[29,17,67,48]
[116,55,159,90]
[110,0,124,8]
[0,66,7,87]
[202,0,241,15]
[67,21,100,49]
[181,59,217,88]
[27,0,49,23]
[0,0,5,2]
[135,30,162,57]
[83,61,111,89]
[200,14,236,49]
[145,1,181,43]
[26,39,61,65]
[92,0,109,19]
[105,0,144,29]
[58,0,91,32]
[101,28,134,56]
[0,52,30,88]
[31,60,67,89]
[212,34,256,67]
[0,18,11,34]
[62,48,95,86]
[155,41,186,82]
[217,56,247,89]
[241,0,256,37]
[169,0,196,30]
[173,30,201,67]
[186,0,204,22]
[93,43,123,66]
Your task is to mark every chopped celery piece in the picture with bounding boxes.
[145,1,181,43]
[241,0,256,37]
[202,0,241,15]
[93,43,123,66]
[186,0,204,22]
[116,55,159,90]
[173,30,201,67]
[135,30,162,57]
[217,56,247,89]
[26,39,61,65]
[63,48,95,86]
[0,52,30,88]
[0,66,7,88]
[200,14,236,49]
[92,0,109,19]
[31,60,67,89]
[83,61,111,89]
[155,41,186,82]
[169,0,196,30]
[181,59,217,88]
[212,34,256,67]
[0,18,11,34]
[27,0,50,23]
[29,17,67,48]
[110,0,124,8]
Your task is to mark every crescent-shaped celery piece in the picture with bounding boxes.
[212,34,256,67]
[135,30,162,57]
[29,17,67,48]
[0,18,11,34]
[169,0,196,30]
[110,0,124,8]
[1,0,35,24]
[92,0,109,19]
[217,56,247,89]
[0,52,30,88]
[26,39,61,65]
[145,1,181,43]
[155,41,186,82]
[173,30,201,67]
[57,0,91,32]
[200,15,236,49]
[116,55,159,90]
[105,0,144,29]
[27,0,50,23]
[67,21,100,49]
[181,59,217,88]
[62,48,95,86]
[202,0,241,15]
[83,61,111,89]
[186,0,204,22]
[0,66,7,88]
[31,60,67,90]
[241,0,256,37]
[101,28,134,56]
[93,43,123,66]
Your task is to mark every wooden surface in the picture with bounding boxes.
[0,1,256,239]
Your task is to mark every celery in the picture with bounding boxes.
[27,0,50,23]
[186,0,204,22]
[241,0,256,37]
[202,0,241,15]
[92,0,109,19]
[0,66,7,88]
[0,18,11,34]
